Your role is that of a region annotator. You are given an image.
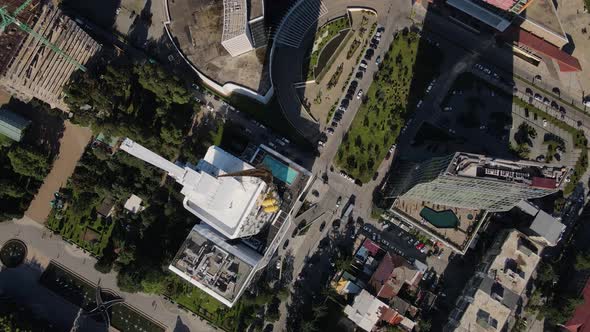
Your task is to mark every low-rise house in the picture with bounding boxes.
[344,289,415,332]
[124,194,145,214]
[369,252,421,301]
[97,197,115,219]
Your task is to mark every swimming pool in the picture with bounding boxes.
[262,155,298,185]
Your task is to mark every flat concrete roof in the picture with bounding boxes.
[181,146,267,237]
[168,0,270,94]
[169,224,261,307]
[521,0,566,41]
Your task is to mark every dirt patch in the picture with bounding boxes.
[25,122,92,224]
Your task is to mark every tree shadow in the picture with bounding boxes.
[3,98,66,157]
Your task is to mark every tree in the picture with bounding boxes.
[7,146,50,180]
[134,64,190,106]
[575,252,590,271]
[0,180,25,198]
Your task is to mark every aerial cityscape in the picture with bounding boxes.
[1,0,590,331]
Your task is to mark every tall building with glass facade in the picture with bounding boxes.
[383,152,569,212]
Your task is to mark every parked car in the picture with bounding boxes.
[282,240,290,249]
[534,93,543,102]
[356,71,364,79]
[336,196,342,208]
[319,221,326,232]
[375,55,382,65]
[357,89,363,100]
[327,127,335,135]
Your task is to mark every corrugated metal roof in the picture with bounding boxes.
[446,0,512,31]
[0,109,30,141]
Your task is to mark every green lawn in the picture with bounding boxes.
[336,30,442,182]
[47,193,115,257]
[307,16,351,80]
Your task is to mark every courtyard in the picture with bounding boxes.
[298,10,378,126]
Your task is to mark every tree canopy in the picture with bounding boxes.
[7,146,50,180]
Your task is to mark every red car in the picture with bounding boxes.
[416,243,425,250]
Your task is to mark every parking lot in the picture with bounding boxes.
[359,223,428,262]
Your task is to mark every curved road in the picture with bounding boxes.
[271,0,409,143]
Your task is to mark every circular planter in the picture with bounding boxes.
[0,239,27,268]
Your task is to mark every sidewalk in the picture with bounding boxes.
[25,122,92,224]
[0,216,217,332]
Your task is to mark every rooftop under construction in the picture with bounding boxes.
[0,0,100,110]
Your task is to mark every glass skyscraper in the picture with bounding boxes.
[382,152,567,212]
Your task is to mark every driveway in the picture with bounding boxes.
[25,122,92,224]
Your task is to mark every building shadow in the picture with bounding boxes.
[59,0,121,31]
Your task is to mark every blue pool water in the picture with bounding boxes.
[262,155,298,185]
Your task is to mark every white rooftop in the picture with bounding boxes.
[344,290,388,332]
[123,194,144,214]
[120,139,267,239]
[181,146,267,238]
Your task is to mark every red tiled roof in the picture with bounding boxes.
[507,27,582,72]
[531,176,557,189]
[565,279,590,332]
[377,283,397,300]
[379,306,404,325]
[363,239,381,256]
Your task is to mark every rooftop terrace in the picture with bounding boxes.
[448,152,569,189]
[169,224,262,307]
[392,198,483,253]
[485,230,541,295]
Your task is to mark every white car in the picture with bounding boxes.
[584,99,590,107]
[443,106,453,112]
[357,90,363,100]
[389,145,396,153]
[543,119,548,127]
[417,100,423,109]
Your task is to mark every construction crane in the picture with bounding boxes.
[0,0,87,72]
[217,167,275,186]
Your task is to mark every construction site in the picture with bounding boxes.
[0,0,100,111]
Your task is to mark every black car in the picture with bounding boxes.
[341,99,350,108]
[350,80,358,88]
[331,121,339,128]
[282,239,290,249]
[333,113,343,121]
[356,71,363,79]
[319,221,326,232]
[345,93,353,101]
[332,219,341,229]
[365,49,374,60]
